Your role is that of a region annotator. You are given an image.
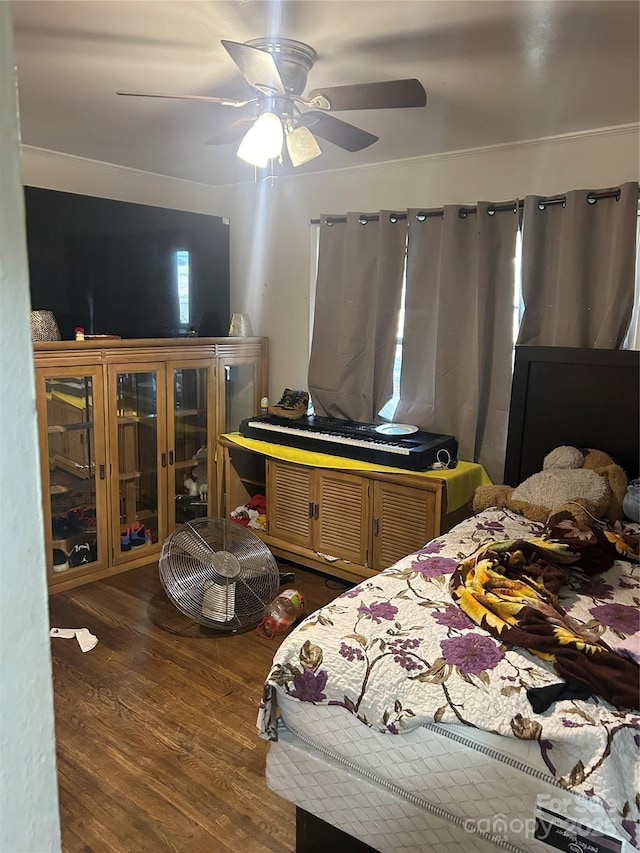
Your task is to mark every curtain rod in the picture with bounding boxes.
[309,188,632,225]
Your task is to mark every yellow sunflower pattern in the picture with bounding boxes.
[449,537,640,710]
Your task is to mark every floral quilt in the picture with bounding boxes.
[257,509,640,848]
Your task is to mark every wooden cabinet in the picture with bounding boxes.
[35,338,267,591]
[267,461,369,565]
[371,481,439,570]
[217,437,470,585]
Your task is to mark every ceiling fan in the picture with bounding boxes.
[117,37,427,169]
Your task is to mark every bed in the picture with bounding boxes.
[257,346,640,853]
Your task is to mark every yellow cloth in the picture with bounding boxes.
[47,388,93,409]
[220,433,492,513]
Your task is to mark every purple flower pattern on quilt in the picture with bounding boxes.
[410,555,458,577]
[589,603,639,635]
[388,638,424,672]
[357,600,398,623]
[475,518,508,534]
[339,587,361,599]
[339,642,365,662]
[440,633,504,674]
[417,540,446,555]
[290,666,327,702]
[432,604,474,631]
[574,578,614,600]
[622,820,637,847]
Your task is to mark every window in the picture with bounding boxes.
[176,249,190,326]
[623,214,640,349]
[312,205,639,422]
[378,301,404,421]
[379,227,524,421]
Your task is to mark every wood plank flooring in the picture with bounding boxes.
[49,562,351,853]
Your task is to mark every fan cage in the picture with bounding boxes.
[159,517,280,633]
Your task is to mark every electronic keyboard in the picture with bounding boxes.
[238,414,458,471]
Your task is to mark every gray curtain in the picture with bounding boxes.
[308,212,405,422]
[517,182,639,347]
[394,203,519,482]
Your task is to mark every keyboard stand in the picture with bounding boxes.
[216,434,484,584]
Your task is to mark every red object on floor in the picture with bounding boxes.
[247,493,266,513]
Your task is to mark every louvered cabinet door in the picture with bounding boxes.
[314,471,369,566]
[267,460,313,547]
[371,481,441,571]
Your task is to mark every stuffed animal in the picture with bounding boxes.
[473,446,628,526]
[190,445,208,499]
[183,476,199,497]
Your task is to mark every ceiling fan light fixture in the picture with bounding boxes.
[237,111,284,168]
[285,125,322,167]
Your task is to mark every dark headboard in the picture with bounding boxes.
[504,346,639,486]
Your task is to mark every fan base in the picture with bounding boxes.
[149,591,254,637]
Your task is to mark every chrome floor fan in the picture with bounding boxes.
[158,518,280,634]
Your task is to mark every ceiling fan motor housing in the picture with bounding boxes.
[245,37,317,96]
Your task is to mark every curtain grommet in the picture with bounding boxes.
[359,215,369,225]
[325,217,334,227]
[416,211,427,222]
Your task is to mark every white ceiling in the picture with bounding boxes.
[10,0,640,187]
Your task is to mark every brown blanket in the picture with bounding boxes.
[449,520,640,711]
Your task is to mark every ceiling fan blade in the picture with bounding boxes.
[299,111,378,152]
[117,91,251,107]
[205,118,256,145]
[221,39,285,96]
[307,79,426,111]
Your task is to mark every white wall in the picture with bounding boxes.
[0,6,61,851]
[20,125,640,399]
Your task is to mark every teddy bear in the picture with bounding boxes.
[191,445,208,499]
[473,446,628,526]
[183,475,200,497]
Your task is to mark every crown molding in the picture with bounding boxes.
[20,144,242,192]
[281,123,640,184]
[20,123,639,191]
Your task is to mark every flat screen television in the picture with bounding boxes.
[24,187,230,340]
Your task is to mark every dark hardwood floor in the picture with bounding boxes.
[49,561,350,853]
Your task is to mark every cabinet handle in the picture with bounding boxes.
[314,502,319,520]
[99,463,106,480]
[161,451,167,468]
[168,450,174,466]
[373,517,379,535]
[308,501,314,518]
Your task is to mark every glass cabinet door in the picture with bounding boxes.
[41,369,107,578]
[110,365,165,561]
[222,357,262,433]
[169,363,211,528]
